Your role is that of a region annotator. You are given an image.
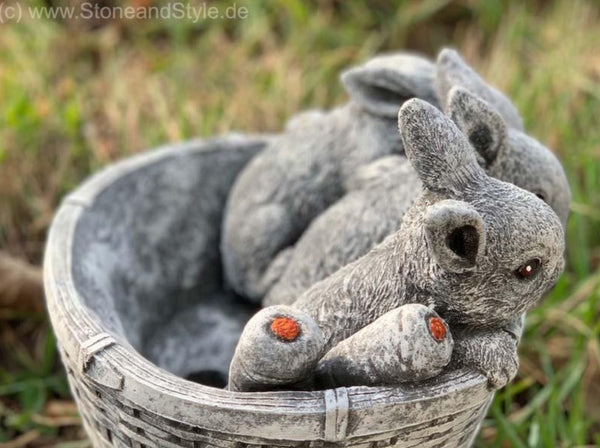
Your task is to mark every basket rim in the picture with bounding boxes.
[43,136,492,442]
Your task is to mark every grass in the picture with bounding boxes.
[0,0,599,446]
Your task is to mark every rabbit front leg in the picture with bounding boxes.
[450,320,521,390]
[314,304,453,388]
[228,305,326,392]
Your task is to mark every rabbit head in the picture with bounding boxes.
[398,99,565,328]
[445,86,571,228]
[435,48,524,130]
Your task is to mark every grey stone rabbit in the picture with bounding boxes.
[435,49,524,131]
[264,86,570,306]
[223,49,570,304]
[229,99,565,391]
[222,54,436,301]
[262,154,418,306]
[435,49,571,227]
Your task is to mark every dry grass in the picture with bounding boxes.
[0,0,599,446]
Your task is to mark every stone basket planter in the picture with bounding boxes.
[44,136,494,448]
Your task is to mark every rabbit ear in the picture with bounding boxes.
[425,200,486,273]
[447,87,508,168]
[342,53,438,118]
[435,48,524,131]
[398,98,486,196]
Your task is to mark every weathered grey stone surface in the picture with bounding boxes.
[435,49,570,227]
[315,304,453,388]
[342,53,439,116]
[263,155,420,306]
[69,134,267,353]
[264,86,570,307]
[225,49,570,307]
[229,303,453,391]
[435,48,524,131]
[222,54,435,302]
[236,99,565,392]
[436,50,570,225]
[444,86,571,228]
[145,291,256,387]
[45,137,496,447]
[228,305,326,392]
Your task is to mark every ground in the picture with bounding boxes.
[0,1,599,446]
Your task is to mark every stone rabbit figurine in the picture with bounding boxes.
[264,86,570,306]
[223,49,570,305]
[222,53,436,302]
[263,51,570,306]
[229,99,565,391]
[435,49,524,131]
[435,49,571,227]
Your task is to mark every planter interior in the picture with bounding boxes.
[69,136,260,384]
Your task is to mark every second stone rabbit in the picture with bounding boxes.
[222,49,570,306]
[264,85,569,307]
[228,99,565,392]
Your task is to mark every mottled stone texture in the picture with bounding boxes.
[70,135,266,375]
[224,48,570,310]
[342,53,439,116]
[146,291,256,386]
[435,51,570,227]
[229,303,453,392]
[314,304,453,388]
[231,100,565,392]
[443,83,571,229]
[263,155,420,306]
[435,49,524,131]
[46,138,498,447]
[228,305,326,392]
[222,54,436,302]
[264,87,569,318]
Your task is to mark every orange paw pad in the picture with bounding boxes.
[428,317,447,342]
[270,317,300,342]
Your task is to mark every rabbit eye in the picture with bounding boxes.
[515,258,542,280]
[535,192,546,202]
